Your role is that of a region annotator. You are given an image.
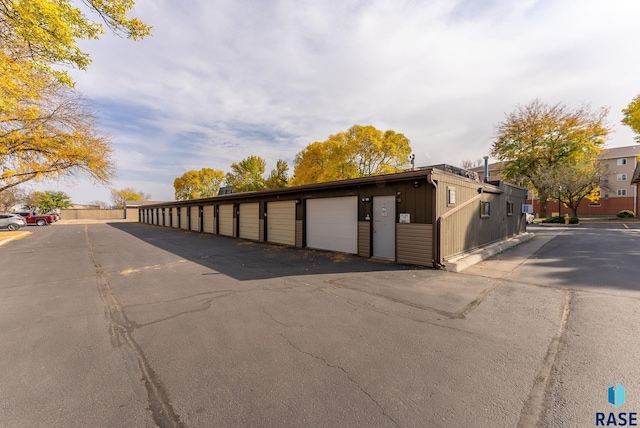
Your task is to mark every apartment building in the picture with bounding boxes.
[471,145,639,216]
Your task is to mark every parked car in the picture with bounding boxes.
[45,213,60,222]
[14,212,56,226]
[0,213,27,231]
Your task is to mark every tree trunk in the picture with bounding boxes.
[538,193,549,218]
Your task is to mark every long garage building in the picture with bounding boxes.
[139,166,527,269]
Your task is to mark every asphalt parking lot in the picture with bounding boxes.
[1,221,638,427]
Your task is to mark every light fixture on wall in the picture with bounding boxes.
[361,197,370,202]
[414,181,420,188]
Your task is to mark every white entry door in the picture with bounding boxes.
[373,195,396,260]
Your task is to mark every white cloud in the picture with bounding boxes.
[50,0,640,203]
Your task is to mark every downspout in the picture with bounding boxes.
[427,172,445,269]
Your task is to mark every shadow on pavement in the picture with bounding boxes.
[108,222,427,281]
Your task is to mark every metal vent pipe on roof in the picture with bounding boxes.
[483,156,489,182]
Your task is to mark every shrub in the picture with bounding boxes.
[617,210,635,218]
[542,215,579,224]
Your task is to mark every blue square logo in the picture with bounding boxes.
[608,383,625,408]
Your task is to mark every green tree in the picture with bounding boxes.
[225,156,266,192]
[264,160,289,189]
[491,100,610,217]
[110,187,150,209]
[291,125,411,186]
[622,93,640,143]
[174,168,225,200]
[32,190,73,213]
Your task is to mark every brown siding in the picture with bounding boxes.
[358,221,371,258]
[397,224,433,266]
[295,220,303,248]
[259,219,265,242]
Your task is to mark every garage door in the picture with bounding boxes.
[239,203,260,240]
[267,200,296,246]
[203,205,215,233]
[218,205,234,236]
[190,206,200,231]
[306,197,358,254]
[180,207,189,229]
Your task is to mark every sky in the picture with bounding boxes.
[38,0,640,204]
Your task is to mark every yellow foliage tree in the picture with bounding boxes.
[1,64,115,192]
[291,125,412,186]
[622,93,640,143]
[1,0,150,193]
[174,168,225,200]
[110,187,150,208]
[491,100,610,217]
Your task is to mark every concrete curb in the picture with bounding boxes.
[443,232,535,273]
[0,231,31,247]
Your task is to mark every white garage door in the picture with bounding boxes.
[239,203,260,240]
[218,205,234,236]
[267,200,296,246]
[306,197,358,254]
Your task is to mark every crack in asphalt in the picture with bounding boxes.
[517,289,573,428]
[326,277,500,320]
[322,289,481,335]
[279,333,401,428]
[85,225,186,428]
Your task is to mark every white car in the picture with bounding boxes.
[0,213,27,231]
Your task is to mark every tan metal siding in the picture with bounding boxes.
[239,203,260,240]
[190,206,199,231]
[218,205,234,236]
[180,207,189,229]
[170,208,177,228]
[203,205,215,233]
[397,224,433,266]
[358,221,371,258]
[267,200,296,246]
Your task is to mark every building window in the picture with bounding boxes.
[447,187,456,205]
[617,174,627,181]
[617,158,627,166]
[617,189,627,196]
[588,203,601,207]
[507,202,514,216]
[480,201,490,218]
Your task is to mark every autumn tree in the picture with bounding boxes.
[0,0,151,84]
[0,187,24,212]
[88,200,110,209]
[225,156,267,192]
[461,159,483,169]
[1,72,115,193]
[291,125,411,186]
[27,190,73,213]
[1,0,150,192]
[537,159,607,217]
[491,100,610,217]
[174,168,225,200]
[264,160,289,189]
[110,187,150,209]
[622,93,640,143]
